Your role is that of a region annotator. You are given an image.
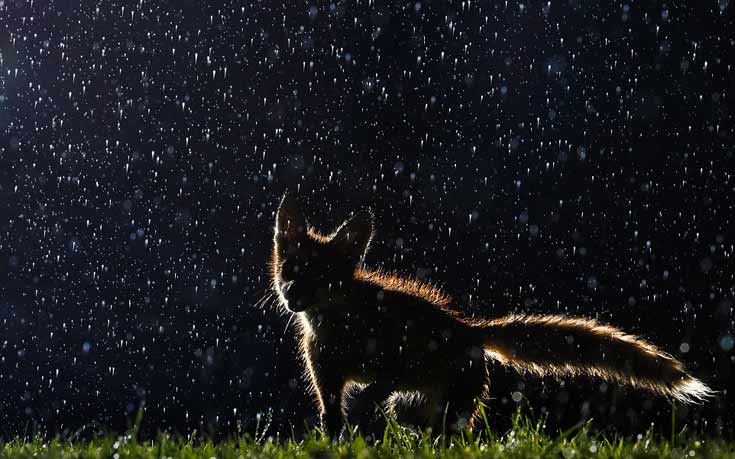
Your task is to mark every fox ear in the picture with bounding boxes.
[332,209,374,264]
[276,193,307,241]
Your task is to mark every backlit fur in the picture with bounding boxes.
[267,194,713,435]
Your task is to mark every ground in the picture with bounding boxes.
[1,413,733,459]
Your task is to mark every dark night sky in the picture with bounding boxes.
[1,0,733,439]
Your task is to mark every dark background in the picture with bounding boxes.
[1,0,733,439]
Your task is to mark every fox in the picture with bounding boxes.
[267,193,713,435]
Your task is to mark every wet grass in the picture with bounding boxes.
[1,411,732,459]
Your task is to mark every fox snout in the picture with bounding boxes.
[279,280,336,313]
[279,280,311,312]
[279,280,300,311]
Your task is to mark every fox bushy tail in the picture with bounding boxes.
[471,314,713,404]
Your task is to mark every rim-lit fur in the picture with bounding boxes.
[471,314,713,404]
[268,194,713,435]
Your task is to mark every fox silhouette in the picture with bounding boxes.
[268,193,712,435]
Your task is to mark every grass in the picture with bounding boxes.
[1,410,733,459]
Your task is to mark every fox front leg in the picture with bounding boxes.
[307,357,347,436]
[348,380,394,420]
[346,380,395,436]
[317,374,346,436]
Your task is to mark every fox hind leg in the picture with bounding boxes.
[388,390,443,429]
[388,357,489,434]
[348,382,442,435]
[439,357,489,433]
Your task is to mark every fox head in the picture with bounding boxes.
[271,193,374,313]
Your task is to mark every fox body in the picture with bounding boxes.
[269,194,712,434]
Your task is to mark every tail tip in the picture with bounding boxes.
[672,376,716,404]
